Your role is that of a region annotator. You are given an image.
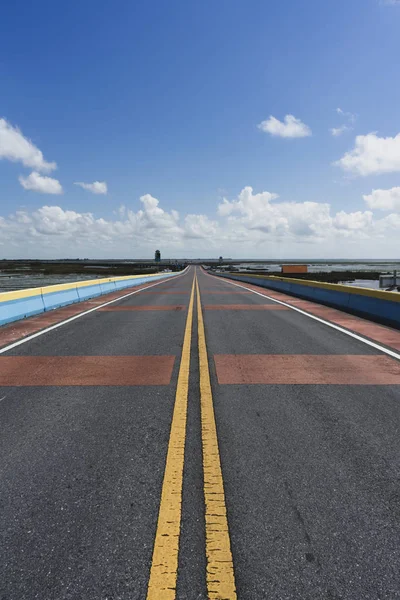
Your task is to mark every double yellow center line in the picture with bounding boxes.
[146,270,236,599]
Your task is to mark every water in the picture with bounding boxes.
[232,260,400,291]
[236,260,400,273]
[0,273,99,293]
[1,259,399,293]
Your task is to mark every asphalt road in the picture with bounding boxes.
[0,266,399,599]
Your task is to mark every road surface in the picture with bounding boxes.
[0,266,399,599]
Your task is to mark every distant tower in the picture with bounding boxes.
[155,249,161,263]
[219,256,223,264]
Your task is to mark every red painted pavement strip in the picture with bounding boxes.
[214,354,400,385]
[220,279,400,352]
[0,280,177,349]
[141,290,190,294]
[99,305,186,311]
[0,356,175,386]
[201,290,251,296]
[204,304,289,310]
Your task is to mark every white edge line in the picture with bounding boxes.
[204,271,400,362]
[0,267,191,355]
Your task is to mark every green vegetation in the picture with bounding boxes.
[0,260,184,277]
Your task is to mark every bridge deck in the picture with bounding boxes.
[0,266,399,599]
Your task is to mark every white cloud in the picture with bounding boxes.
[363,187,400,211]
[374,212,400,233]
[333,210,373,231]
[336,108,356,124]
[217,187,331,239]
[1,188,399,258]
[218,188,279,217]
[18,171,63,194]
[381,0,400,5]
[137,194,181,234]
[334,132,400,175]
[215,186,398,246]
[0,118,56,172]
[184,214,219,239]
[32,206,94,235]
[116,204,126,217]
[330,108,356,137]
[330,125,350,137]
[257,115,312,138]
[74,181,108,195]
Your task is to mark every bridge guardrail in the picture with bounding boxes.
[0,270,184,327]
[210,271,400,329]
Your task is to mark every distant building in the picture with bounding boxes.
[219,256,223,264]
[155,249,161,263]
[281,264,308,274]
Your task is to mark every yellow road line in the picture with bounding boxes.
[146,275,195,600]
[195,271,237,600]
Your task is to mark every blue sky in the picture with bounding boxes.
[1,0,400,258]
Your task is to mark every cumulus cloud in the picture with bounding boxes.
[1,188,399,257]
[257,115,311,138]
[184,214,219,239]
[334,132,400,175]
[0,118,56,172]
[333,210,373,231]
[215,186,398,246]
[74,181,108,195]
[0,194,185,251]
[363,187,400,211]
[18,171,63,194]
[218,187,332,239]
[218,188,279,218]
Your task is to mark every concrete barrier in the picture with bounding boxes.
[211,272,400,329]
[41,283,80,311]
[76,281,105,301]
[0,289,46,325]
[0,271,183,327]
